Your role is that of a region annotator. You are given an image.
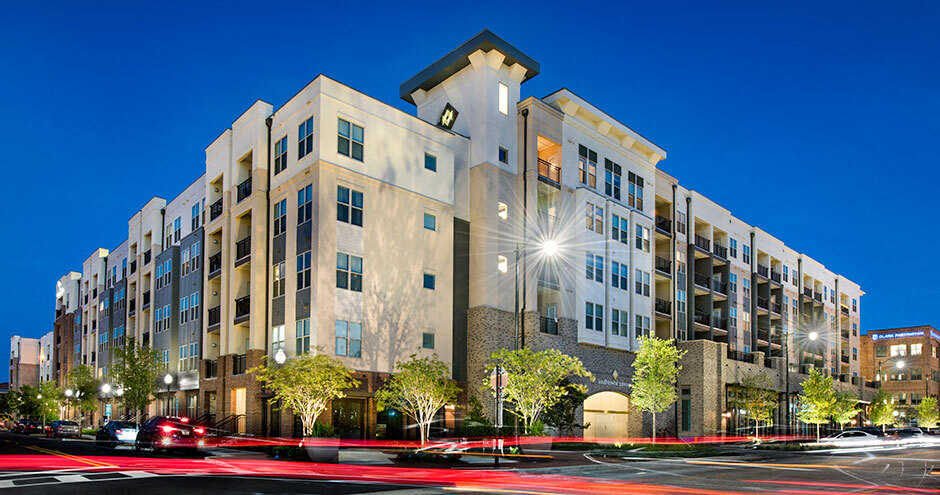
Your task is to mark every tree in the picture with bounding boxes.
[251,351,359,437]
[730,372,778,440]
[375,354,460,445]
[916,397,939,431]
[67,364,100,426]
[37,381,61,424]
[869,388,895,433]
[630,336,686,441]
[831,391,861,430]
[543,378,591,437]
[14,385,42,420]
[797,369,836,441]
[111,338,163,426]
[485,348,592,434]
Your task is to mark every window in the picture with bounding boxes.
[611,309,628,336]
[585,203,603,233]
[181,248,191,276]
[423,273,436,290]
[298,116,314,159]
[424,153,437,172]
[337,185,363,227]
[273,198,287,236]
[743,278,751,298]
[578,145,597,188]
[336,253,363,292]
[853,347,858,361]
[604,159,621,200]
[635,269,650,296]
[792,268,799,286]
[297,184,313,224]
[875,345,887,357]
[191,241,201,270]
[729,307,738,329]
[676,211,686,235]
[173,217,181,243]
[729,273,738,293]
[586,253,603,283]
[497,202,508,220]
[337,118,364,161]
[890,344,906,357]
[422,332,435,349]
[335,320,362,357]
[273,262,285,297]
[611,215,628,244]
[498,82,509,114]
[912,393,923,405]
[729,239,738,258]
[274,135,288,174]
[295,318,310,355]
[627,172,644,210]
[681,388,691,431]
[191,202,201,230]
[190,292,199,321]
[498,146,508,164]
[585,302,603,331]
[272,325,285,353]
[852,298,857,312]
[635,315,651,338]
[296,251,311,290]
[742,245,751,264]
[783,265,788,281]
[611,261,628,290]
[179,296,189,324]
[911,343,923,355]
[676,290,687,313]
[497,255,508,273]
[179,345,188,371]
[852,323,857,336]
[635,225,650,252]
[122,258,127,278]
[423,212,436,231]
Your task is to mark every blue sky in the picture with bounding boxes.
[1,1,937,382]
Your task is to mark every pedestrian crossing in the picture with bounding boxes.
[0,470,161,489]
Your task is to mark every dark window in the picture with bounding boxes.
[424,153,437,172]
[298,117,314,159]
[275,135,288,174]
[337,186,363,227]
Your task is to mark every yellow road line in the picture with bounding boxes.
[686,459,854,469]
[25,445,116,468]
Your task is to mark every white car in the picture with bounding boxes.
[820,430,883,447]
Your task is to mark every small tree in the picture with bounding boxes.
[14,385,42,420]
[67,364,100,426]
[37,381,61,424]
[111,338,163,426]
[251,351,359,437]
[631,336,686,441]
[730,372,778,440]
[869,388,895,433]
[486,348,592,434]
[797,368,835,442]
[543,378,591,437]
[916,397,939,431]
[831,391,861,430]
[375,354,460,445]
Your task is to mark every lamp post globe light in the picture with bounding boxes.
[101,383,111,395]
[274,348,287,365]
[164,373,174,416]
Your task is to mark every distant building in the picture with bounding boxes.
[861,326,940,420]
[10,336,40,390]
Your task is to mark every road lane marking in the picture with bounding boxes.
[25,445,116,468]
[686,460,853,470]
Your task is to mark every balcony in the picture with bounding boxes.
[694,272,710,289]
[537,159,560,187]
[143,250,152,265]
[234,295,251,324]
[208,306,221,328]
[655,298,671,315]
[711,316,727,330]
[540,317,558,335]
[236,176,253,203]
[655,216,671,235]
[235,236,251,264]
[142,291,151,309]
[130,259,137,274]
[694,234,710,252]
[727,349,755,364]
[711,279,727,295]
[813,291,823,303]
[233,354,247,375]
[803,288,813,298]
[91,320,96,330]
[208,253,222,278]
[655,256,671,275]
[210,198,223,221]
[757,264,769,278]
[841,330,850,340]
[841,305,849,316]
[772,270,782,284]
[757,297,769,311]
[205,359,218,379]
[771,301,781,314]
[128,299,136,315]
[92,288,97,299]
[841,355,850,364]
[84,294,88,304]
[713,243,727,260]
[694,310,709,326]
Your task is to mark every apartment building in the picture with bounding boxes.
[39,332,53,383]
[54,271,81,387]
[9,336,40,390]
[861,326,940,418]
[77,249,108,375]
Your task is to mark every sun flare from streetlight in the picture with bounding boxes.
[808,331,818,341]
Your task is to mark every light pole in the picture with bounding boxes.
[164,373,174,416]
[37,394,44,431]
[100,383,112,424]
[64,388,73,421]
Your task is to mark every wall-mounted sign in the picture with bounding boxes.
[932,330,940,341]
[871,331,924,341]
[439,103,458,130]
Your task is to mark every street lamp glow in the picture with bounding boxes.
[274,348,287,365]
[541,239,559,257]
[164,373,173,385]
[101,383,111,395]
[808,331,819,341]
[65,389,73,397]
[896,360,905,369]
[37,394,42,400]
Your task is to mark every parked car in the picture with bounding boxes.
[820,430,883,447]
[134,416,205,452]
[96,421,138,447]
[14,419,42,435]
[887,427,926,444]
[846,426,886,437]
[46,420,81,439]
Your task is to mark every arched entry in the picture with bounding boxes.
[583,391,630,440]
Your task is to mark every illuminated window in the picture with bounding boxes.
[911,343,922,355]
[890,344,906,357]
[497,202,508,220]
[578,145,597,188]
[497,255,508,273]
[273,262,285,297]
[498,82,509,115]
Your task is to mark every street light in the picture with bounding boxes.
[808,331,819,341]
[164,373,174,416]
[65,389,73,397]
[100,383,111,395]
[274,348,287,365]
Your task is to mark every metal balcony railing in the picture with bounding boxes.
[757,297,769,310]
[655,256,671,274]
[655,298,671,315]
[694,311,709,326]
[841,355,850,364]
[712,316,727,330]
[712,279,727,294]
[694,272,710,289]
[142,291,151,308]
[236,176,252,203]
[130,259,137,274]
[727,349,755,364]
[234,296,251,319]
[771,269,781,283]
[537,159,560,186]
[209,252,222,274]
[694,234,710,252]
[757,264,769,278]
[841,306,850,316]
[210,198,223,221]
[235,236,251,261]
[771,301,781,313]
[143,250,152,265]
[655,216,671,234]
[803,288,813,298]
[841,330,850,339]
[713,243,727,259]
[540,317,558,335]
[814,292,823,303]
[208,306,221,327]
